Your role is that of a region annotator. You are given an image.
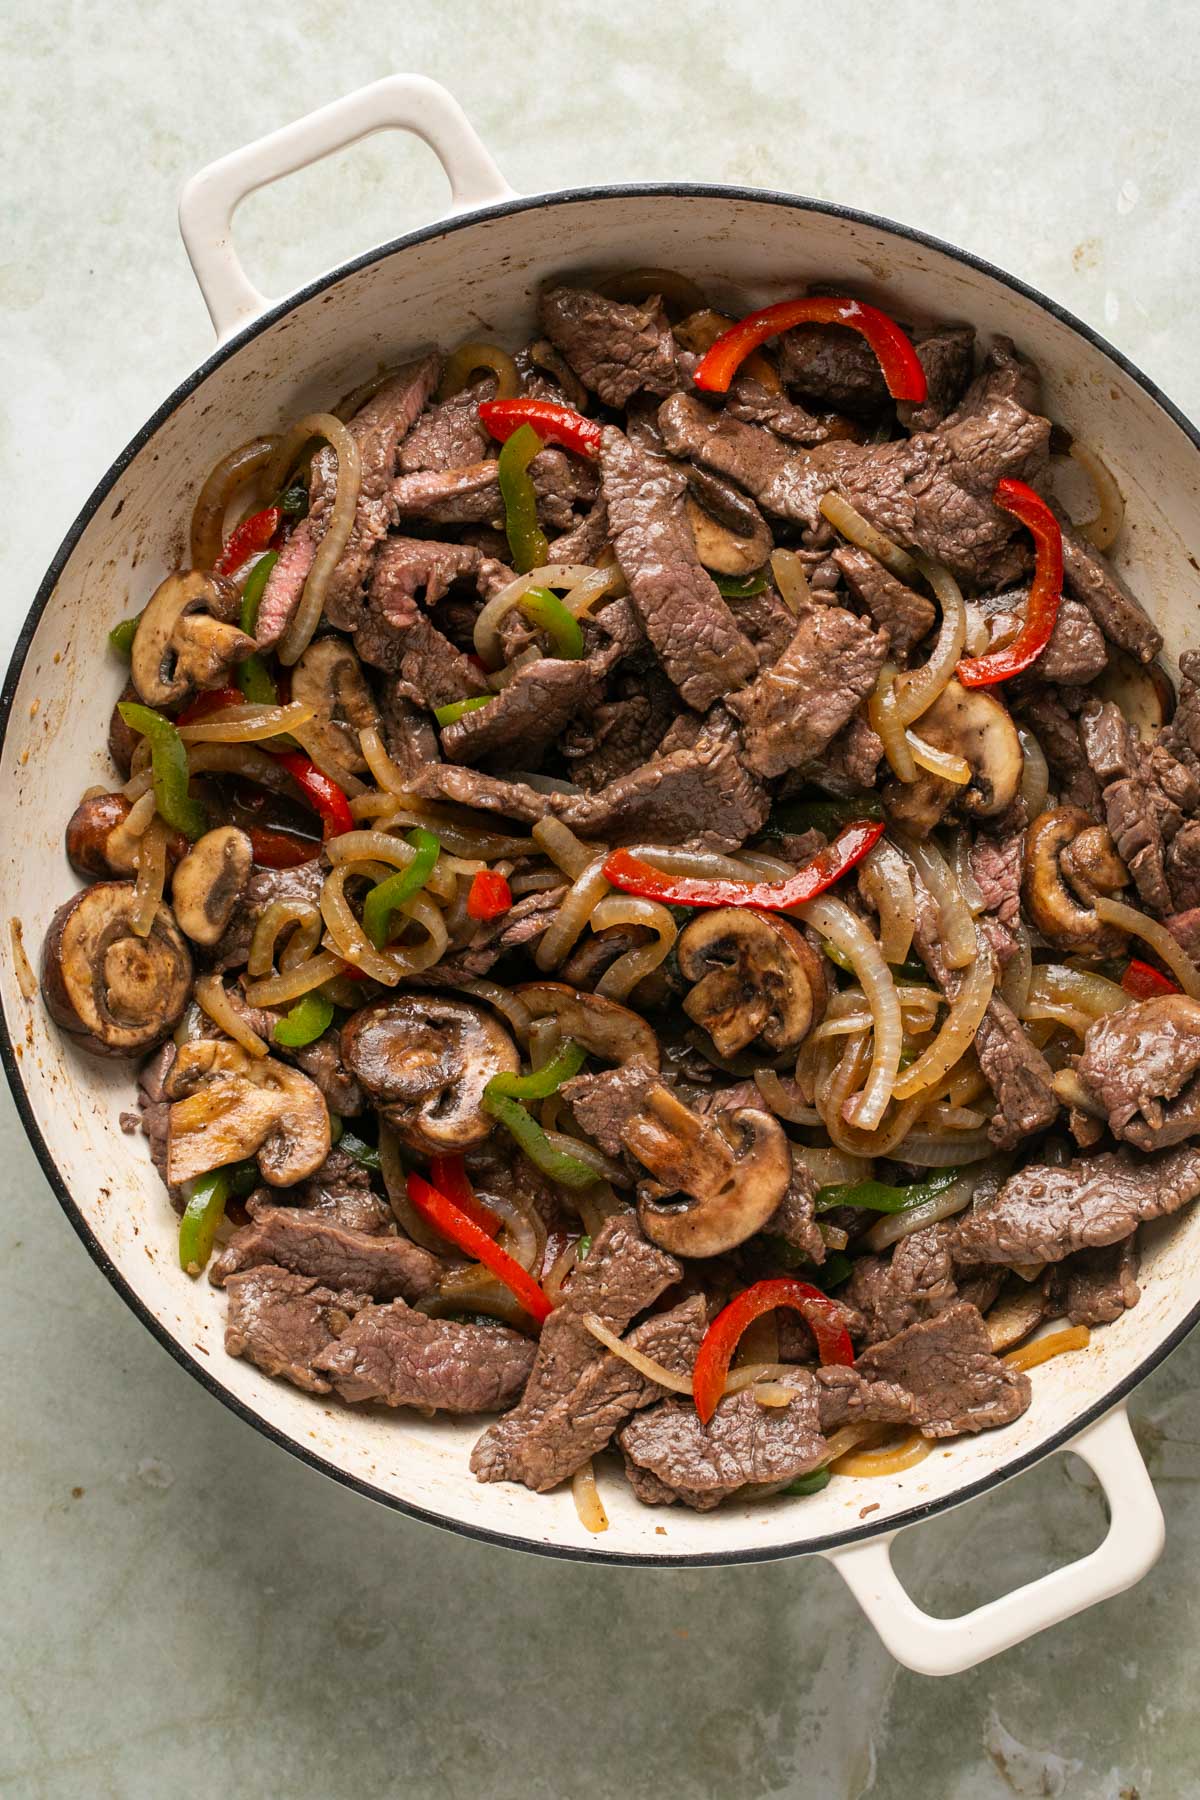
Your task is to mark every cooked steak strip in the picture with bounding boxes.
[539,286,678,407]
[817,1303,1031,1437]
[1064,1236,1141,1327]
[725,603,887,777]
[224,1267,367,1394]
[210,1206,443,1300]
[1074,997,1200,1151]
[312,1301,536,1412]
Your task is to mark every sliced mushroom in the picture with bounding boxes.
[41,882,192,1058]
[1023,806,1129,953]
[108,681,142,778]
[165,1038,331,1186]
[341,994,519,1153]
[65,793,188,880]
[884,679,1023,837]
[170,827,253,946]
[677,909,827,1057]
[1092,647,1176,741]
[623,1085,792,1257]
[685,469,773,577]
[130,569,256,707]
[985,1275,1052,1352]
[514,981,661,1068]
[290,638,381,774]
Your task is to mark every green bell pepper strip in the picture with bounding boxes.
[236,550,280,704]
[278,483,309,518]
[273,990,334,1048]
[518,587,584,659]
[497,424,549,573]
[362,827,441,948]
[328,1112,344,1145]
[769,793,884,837]
[714,570,769,598]
[576,1234,593,1263]
[108,615,140,659]
[815,1167,962,1215]
[227,1159,260,1199]
[486,1040,586,1101]
[889,957,929,982]
[784,1469,832,1496]
[434,695,492,727]
[117,701,207,840]
[178,1170,230,1274]
[481,1090,598,1189]
[339,1130,382,1172]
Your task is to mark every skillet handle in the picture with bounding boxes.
[822,1403,1163,1677]
[178,75,517,344]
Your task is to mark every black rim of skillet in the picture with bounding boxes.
[3,180,1199,1570]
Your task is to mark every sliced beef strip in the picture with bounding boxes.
[357,538,502,704]
[208,860,325,972]
[618,1367,826,1511]
[311,1300,536,1413]
[950,1142,1200,1265]
[249,1146,391,1235]
[819,715,885,791]
[833,545,936,656]
[428,885,568,981]
[1065,1235,1141,1327]
[725,603,887,778]
[844,1225,959,1345]
[817,1303,1031,1438]
[599,426,757,711]
[470,1214,683,1489]
[561,1056,659,1160]
[549,496,610,566]
[776,322,891,416]
[412,764,554,825]
[133,1041,175,1186]
[979,589,1108,684]
[562,676,677,791]
[256,356,441,648]
[896,325,977,432]
[1058,518,1163,664]
[1012,688,1102,814]
[224,1267,367,1395]
[1078,698,1197,915]
[1074,998,1200,1151]
[1166,821,1200,911]
[376,680,441,783]
[948,335,1043,421]
[229,998,365,1117]
[389,446,595,531]
[539,287,678,407]
[398,377,495,473]
[968,824,1023,965]
[1166,907,1200,960]
[441,656,605,769]
[725,376,858,446]
[727,586,798,669]
[210,1206,443,1301]
[762,1156,826,1266]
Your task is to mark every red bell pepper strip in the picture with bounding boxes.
[693,296,927,402]
[175,686,244,726]
[692,1278,855,1425]
[466,869,513,921]
[427,1154,501,1236]
[275,749,355,839]
[1122,957,1182,999]
[479,398,603,460]
[601,819,885,913]
[213,506,282,578]
[956,480,1064,687]
[407,1173,553,1323]
[247,824,320,869]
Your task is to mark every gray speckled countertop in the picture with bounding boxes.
[3,4,1200,1794]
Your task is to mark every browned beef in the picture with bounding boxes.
[561,1055,659,1159]
[844,1225,959,1345]
[951,1142,1200,1265]
[210,1206,443,1300]
[979,589,1107,684]
[1166,907,1200,960]
[1013,688,1101,813]
[777,323,891,416]
[429,886,568,981]
[549,497,610,565]
[412,763,554,824]
[833,545,935,655]
[390,445,595,532]
[357,539,500,704]
[398,378,494,474]
[1074,997,1200,1151]
[968,824,1023,965]
[974,997,1061,1148]
[726,603,887,777]
[726,376,856,446]
[817,1303,1031,1438]
[253,1146,391,1235]
[822,715,886,790]
[377,681,441,783]
[539,287,678,407]
[208,860,325,972]
[726,586,798,669]
[897,325,977,432]
[134,1041,175,1185]
[441,657,604,768]
[1079,697,1199,915]
[599,427,757,710]
[471,1214,683,1489]
[256,356,440,647]
[224,1267,367,1394]
[311,1300,536,1412]
[1059,519,1163,663]
[618,1367,826,1510]
[1065,1235,1141,1327]
[949,336,1042,421]
[282,1030,365,1118]
[562,678,676,790]
[763,1157,826,1265]
[1167,822,1200,911]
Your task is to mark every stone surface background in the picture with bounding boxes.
[2,3,1197,1794]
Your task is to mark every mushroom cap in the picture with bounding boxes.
[677,908,827,1057]
[290,637,381,774]
[170,826,253,946]
[886,679,1023,837]
[65,793,137,877]
[165,1038,331,1186]
[341,993,519,1153]
[1022,806,1128,954]
[623,1085,792,1257]
[41,882,192,1058]
[131,570,255,707]
[514,981,660,1069]
[684,470,773,578]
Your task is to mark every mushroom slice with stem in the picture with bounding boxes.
[1092,647,1176,742]
[289,637,381,775]
[1023,806,1129,954]
[41,882,192,1058]
[623,1085,791,1257]
[684,469,773,578]
[165,1038,331,1186]
[170,827,253,946]
[677,909,828,1058]
[341,994,519,1154]
[65,793,187,879]
[884,678,1023,838]
[515,982,661,1068]
[130,569,256,707]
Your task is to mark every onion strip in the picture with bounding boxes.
[869,663,917,782]
[194,972,269,1058]
[858,839,916,966]
[893,557,966,726]
[189,436,280,569]
[580,1314,695,1395]
[268,414,363,666]
[1070,443,1124,552]
[770,549,812,614]
[177,700,316,744]
[1093,897,1200,998]
[572,1460,609,1534]
[243,949,345,1007]
[895,832,976,970]
[129,818,167,939]
[1004,1325,1091,1372]
[819,492,920,583]
[891,943,993,1100]
[590,896,677,1000]
[795,895,901,1130]
[832,1428,933,1477]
